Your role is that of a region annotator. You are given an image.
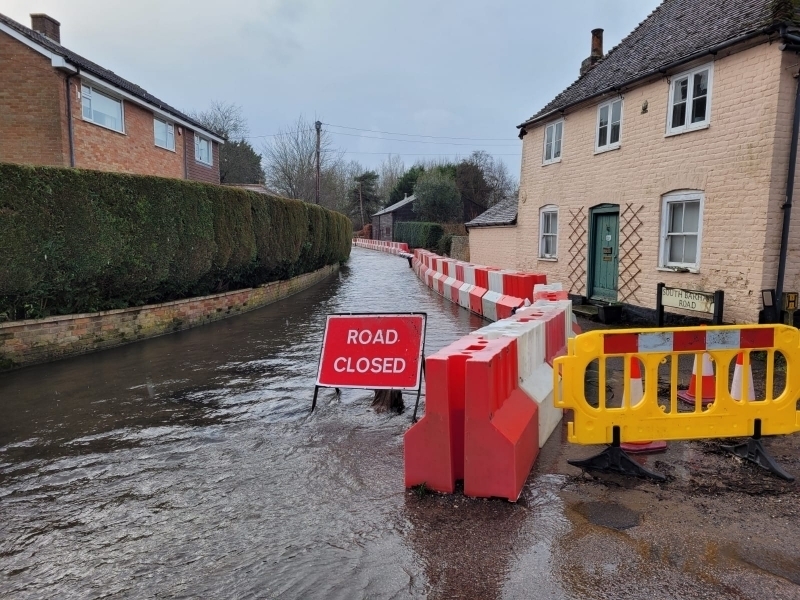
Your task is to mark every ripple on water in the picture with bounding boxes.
[0,248,483,598]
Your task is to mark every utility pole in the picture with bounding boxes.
[358,180,365,230]
[314,120,322,205]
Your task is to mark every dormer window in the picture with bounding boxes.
[667,63,713,135]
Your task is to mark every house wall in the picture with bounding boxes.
[763,49,800,305]
[185,131,221,184]
[515,42,785,323]
[469,226,517,269]
[0,30,67,166]
[71,78,186,179]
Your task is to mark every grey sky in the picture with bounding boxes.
[6,0,661,176]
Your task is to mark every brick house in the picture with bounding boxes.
[468,0,800,323]
[0,13,224,183]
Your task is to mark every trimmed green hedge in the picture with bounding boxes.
[394,221,443,250]
[0,163,351,320]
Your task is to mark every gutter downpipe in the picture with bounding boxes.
[775,30,800,316]
[65,71,76,167]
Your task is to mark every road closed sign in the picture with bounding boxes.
[316,313,426,390]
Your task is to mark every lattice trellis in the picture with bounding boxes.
[567,207,587,295]
[618,203,644,302]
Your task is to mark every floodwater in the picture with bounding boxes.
[2,247,799,599]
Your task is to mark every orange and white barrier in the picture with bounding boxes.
[405,249,578,501]
[352,238,410,255]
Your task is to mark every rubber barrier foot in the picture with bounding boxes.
[721,419,795,482]
[568,427,666,481]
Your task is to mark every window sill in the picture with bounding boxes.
[156,145,176,153]
[594,144,620,155]
[83,118,125,136]
[195,160,213,167]
[541,158,562,167]
[538,257,558,262]
[657,266,700,274]
[665,123,709,138]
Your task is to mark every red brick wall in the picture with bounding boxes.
[71,79,185,179]
[0,264,337,369]
[185,130,221,184]
[0,30,68,166]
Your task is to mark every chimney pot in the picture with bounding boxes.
[30,14,60,44]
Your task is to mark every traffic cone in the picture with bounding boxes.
[730,352,755,402]
[621,357,667,454]
[677,352,716,406]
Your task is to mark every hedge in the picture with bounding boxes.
[0,163,351,321]
[393,222,443,250]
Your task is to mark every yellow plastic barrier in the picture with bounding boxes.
[554,324,800,445]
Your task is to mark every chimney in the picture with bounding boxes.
[30,14,61,44]
[580,28,604,76]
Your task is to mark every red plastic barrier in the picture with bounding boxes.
[496,295,525,320]
[404,336,490,493]
[463,336,539,501]
[469,286,487,316]
[533,290,569,302]
[474,267,489,290]
[455,263,465,282]
[502,272,547,301]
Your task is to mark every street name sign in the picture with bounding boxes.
[316,313,426,390]
[660,286,715,314]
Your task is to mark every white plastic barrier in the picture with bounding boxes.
[481,290,503,322]
[457,282,474,310]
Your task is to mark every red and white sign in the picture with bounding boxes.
[316,314,426,390]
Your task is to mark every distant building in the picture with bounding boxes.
[371,195,416,241]
[0,13,224,183]
[469,0,800,323]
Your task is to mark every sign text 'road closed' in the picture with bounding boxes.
[316,314,426,390]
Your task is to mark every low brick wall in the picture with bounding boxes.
[0,264,338,370]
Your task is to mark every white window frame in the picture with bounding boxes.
[539,205,559,259]
[659,191,704,271]
[154,117,175,151]
[195,134,213,166]
[542,119,563,165]
[81,84,125,134]
[595,98,623,153]
[666,63,713,136]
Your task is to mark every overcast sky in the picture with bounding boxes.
[6,0,661,176]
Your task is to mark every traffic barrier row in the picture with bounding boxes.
[404,295,574,501]
[411,249,553,321]
[352,238,410,255]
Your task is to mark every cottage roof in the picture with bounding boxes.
[465,196,518,228]
[372,195,416,217]
[520,0,798,128]
[0,12,224,142]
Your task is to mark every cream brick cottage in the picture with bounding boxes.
[468,0,800,323]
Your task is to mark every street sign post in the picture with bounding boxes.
[313,313,427,418]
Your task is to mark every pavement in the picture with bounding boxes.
[403,315,800,599]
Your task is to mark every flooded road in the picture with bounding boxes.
[2,247,799,599]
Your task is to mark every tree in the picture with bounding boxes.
[413,170,462,223]
[191,100,248,140]
[466,151,516,208]
[191,101,265,184]
[455,160,491,222]
[377,155,405,206]
[388,165,425,205]
[350,171,380,229]
[219,140,265,184]
[262,115,344,206]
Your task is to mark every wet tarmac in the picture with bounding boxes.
[1,247,799,599]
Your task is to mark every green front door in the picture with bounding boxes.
[589,208,619,301]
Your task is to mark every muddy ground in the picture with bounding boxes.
[404,317,800,599]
